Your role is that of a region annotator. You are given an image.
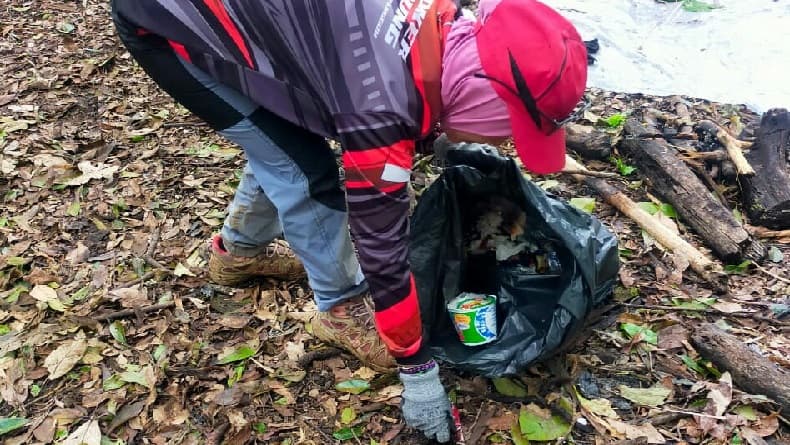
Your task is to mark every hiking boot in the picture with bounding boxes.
[207,234,306,286]
[310,294,396,372]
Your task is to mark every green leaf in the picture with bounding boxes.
[253,422,267,434]
[570,197,596,213]
[66,201,81,217]
[216,344,257,364]
[611,156,636,176]
[724,260,751,275]
[602,113,627,128]
[492,377,528,398]
[671,296,716,310]
[732,405,757,421]
[731,432,743,445]
[119,369,152,388]
[620,323,658,345]
[510,422,530,445]
[6,256,29,266]
[681,354,707,376]
[173,263,195,277]
[152,344,167,362]
[618,385,671,406]
[538,179,560,191]
[101,436,126,445]
[577,392,619,418]
[637,202,659,215]
[274,397,289,406]
[103,374,126,391]
[228,364,245,387]
[682,0,721,12]
[341,407,356,425]
[659,203,677,219]
[0,324,10,336]
[336,379,370,395]
[0,417,29,436]
[109,321,127,346]
[732,208,743,223]
[767,246,784,263]
[129,134,146,142]
[333,426,364,441]
[30,384,41,397]
[518,406,571,441]
[71,286,91,301]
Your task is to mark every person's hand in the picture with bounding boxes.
[399,362,453,443]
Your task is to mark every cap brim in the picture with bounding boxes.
[509,104,566,174]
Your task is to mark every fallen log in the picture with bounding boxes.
[690,323,790,414]
[564,156,725,288]
[565,123,614,159]
[696,120,755,176]
[739,109,790,229]
[622,119,765,263]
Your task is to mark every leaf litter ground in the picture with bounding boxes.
[0,1,788,444]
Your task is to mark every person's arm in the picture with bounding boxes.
[339,129,432,364]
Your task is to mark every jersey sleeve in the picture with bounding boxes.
[336,115,424,360]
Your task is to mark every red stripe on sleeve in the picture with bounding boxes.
[168,41,192,63]
[202,0,254,69]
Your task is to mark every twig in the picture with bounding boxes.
[621,303,788,326]
[145,226,161,257]
[662,408,725,420]
[358,402,387,414]
[144,255,170,273]
[746,225,790,242]
[558,168,619,179]
[94,301,175,321]
[752,262,790,285]
[119,271,155,287]
[697,120,755,176]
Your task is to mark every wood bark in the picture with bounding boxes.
[622,119,765,263]
[690,323,790,414]
[564,156,726,289]
[565,123,613,159]
[739,109,790,229]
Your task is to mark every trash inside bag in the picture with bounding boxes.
[409,145,620,377]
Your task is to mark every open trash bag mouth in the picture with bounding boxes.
[409,147,620,377]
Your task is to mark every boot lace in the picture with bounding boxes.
[347,297,376,331]
[264,240,296,258]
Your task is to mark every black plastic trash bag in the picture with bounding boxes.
[409,145,620,377]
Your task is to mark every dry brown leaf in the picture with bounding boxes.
[741,427,770,445]
[749,413,779,437]
[657,324,689,350]
[29,285,58,303]
[61,419,101,445]
[711,301,745,313]
[485,411,518,431]
[64,161,119,186]
[607,419,665,444]
[65,242,90,265]
[32,417,56,443]
[352,366,377,380]
[43,338,87,380]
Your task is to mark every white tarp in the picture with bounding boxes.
[542,0,790,113]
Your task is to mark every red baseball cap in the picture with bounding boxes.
[475,0,588,174]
